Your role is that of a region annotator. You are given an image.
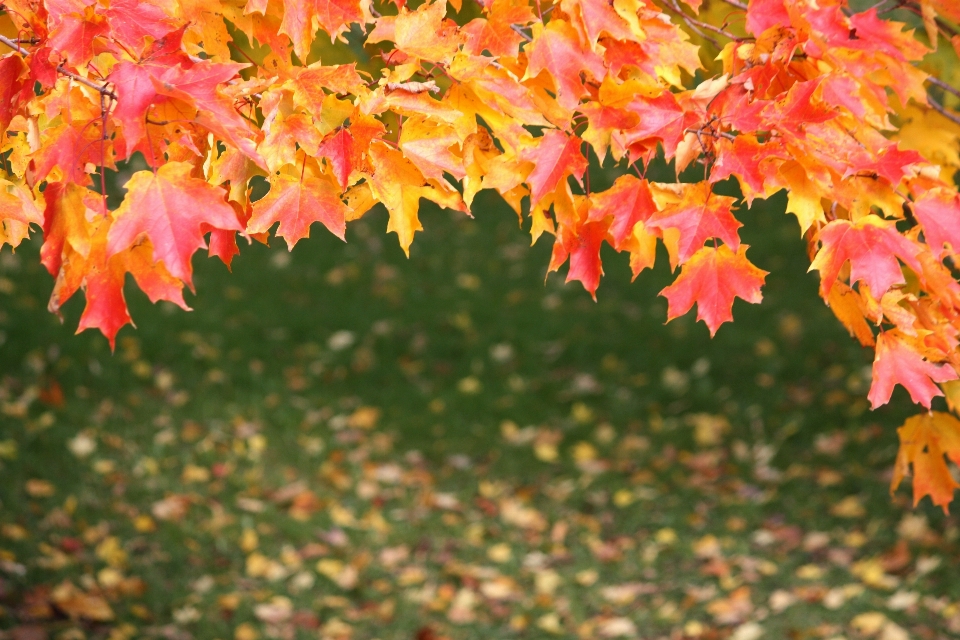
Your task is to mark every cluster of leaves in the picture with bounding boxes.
[3,0,960,506]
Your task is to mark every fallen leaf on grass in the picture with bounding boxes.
[25,479,55,497]
[706,586,753,624]
[597,617,637,638]
[151,494,191,521]
[50,581,114,621]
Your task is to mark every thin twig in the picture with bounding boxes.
[927,76,960,101]
[510,24,533,43]
[0,34,28,55]
[929,96,960,127]
[687,127,736,141]
[720,0,748,10]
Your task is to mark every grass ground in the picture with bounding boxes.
[0,186,958,640]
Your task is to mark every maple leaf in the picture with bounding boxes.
[559,0,639,47]
[46,5,108,65]
[280,0,319,61]
[524,19,606,110]
[317,128,355,190]
[745,0,790,37]
[0,179,43,250]
[105,0,180,53]
[368,2,462,63]
[891,411,960,513]
[0,56,26,138]
[30,121,110,186]
[868,331,958,409]
[549,217,609,299]
[809,216,923,298]
[617,92,695,159]
[259,113,322,173]
[546,186,608,297]
[108,59,262,165]
[913,188,960,259]
[367,143,428,256]
[72,230,134,350]
[247,171,348,250]
[521,131,588,208]
[367,143,466,256]
[660,244,768,336]
[587,175,657,251]
[398,116,466,182]
[106,162,243,287]
[710,136,783,205]
[824,281,875,347]
[645,182,741,266]
[462,0,536,58]
[774,161,826,235]
[40,182,96,277]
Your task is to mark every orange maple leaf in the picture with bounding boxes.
[660,244,768,336]
[247,171,348,250]
[891,411,960,513]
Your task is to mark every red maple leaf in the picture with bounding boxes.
[105,0,179,53]
[548,214,610,299]
[619,92,693,158]
[660,244,768,336]
[913,188,960,259]
[521,131,588,207]
[709,136,784,205]
[106,162,243,287]
[317,128,355,190]
[646,182,741,265]
[0,57,26,137]
[745,0,789,36]
[809,215,923,298]
[46,6,108,66]
[868,331,958,409]
[588,175,657,251]
[109,59,261,165]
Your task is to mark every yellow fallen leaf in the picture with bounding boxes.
[850,611,887,636]
[830,495,866,518]
[487,543,512,563]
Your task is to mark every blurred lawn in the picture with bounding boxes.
[0,184,958,640]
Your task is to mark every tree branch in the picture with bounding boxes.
[927,76,960,101]
[928,96,960,128]
[719,0,748,11]
[0,35,118,99]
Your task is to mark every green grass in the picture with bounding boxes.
[0,188,958,640]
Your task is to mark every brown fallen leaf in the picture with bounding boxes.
[50,581,114,622]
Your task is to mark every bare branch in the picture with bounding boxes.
[927,76,960,101]
[510,24,533,43]
[720,0,748,10]
[0,34,28,55]
[928,96,960,128]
